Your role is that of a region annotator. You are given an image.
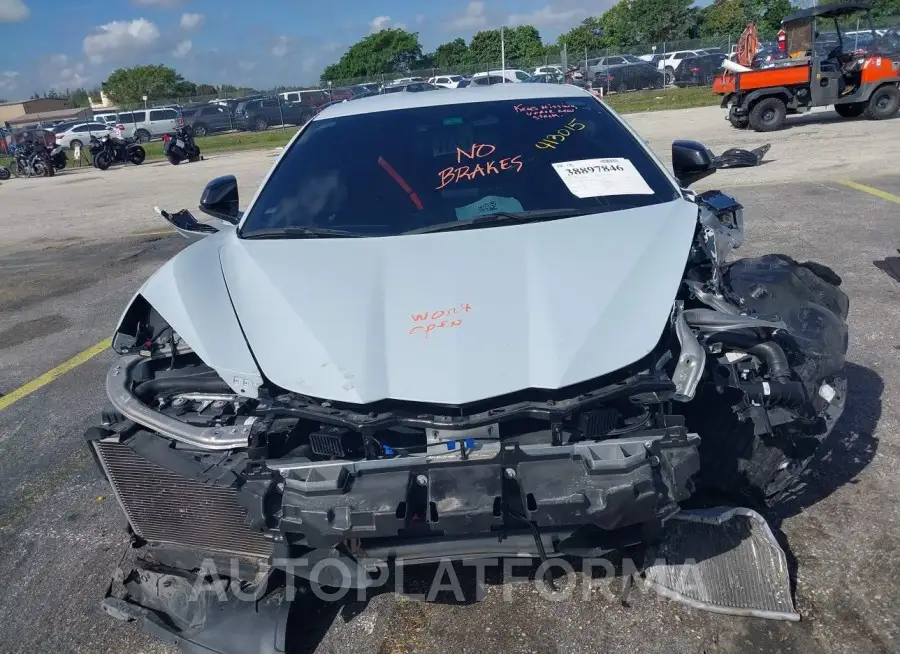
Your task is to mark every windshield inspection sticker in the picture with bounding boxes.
[455,195,524,220]
[551,158,653,198]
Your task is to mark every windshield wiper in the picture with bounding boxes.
[403,209,597,235]
[240,226,363,240]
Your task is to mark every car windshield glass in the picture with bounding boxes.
[622,55,641,62]
[239,96,679,239]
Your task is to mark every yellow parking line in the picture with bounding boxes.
[133,229,175,237]
[838,181,900,204]
[0,338,111,412]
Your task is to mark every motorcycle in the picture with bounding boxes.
[162,125,202,165]
[49,143,67,171]
[89,134,146,170]
[7,142,51,178]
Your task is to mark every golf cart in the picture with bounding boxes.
[714,1,900,131]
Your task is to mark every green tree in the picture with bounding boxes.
[195,83,218,96]
[321,29,425,81]
[557,16,606,54]
[700,0,746,37]
[468,25,545,66]
[431,38,469,68]
[628,0,695,43]
[599,1,636,48]
[872,0,900,18]
[103,64,188,104]
[68,88,91,107]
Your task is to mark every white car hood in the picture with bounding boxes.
[220,199,698,405]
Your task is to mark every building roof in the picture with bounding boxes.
[5,106,93,126]
[316,83,591,119]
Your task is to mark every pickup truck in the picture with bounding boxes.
[233,96,315,132]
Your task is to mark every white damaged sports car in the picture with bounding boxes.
[90,84,849,649]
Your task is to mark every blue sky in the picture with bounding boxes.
[0,0,700,98]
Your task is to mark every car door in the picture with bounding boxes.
[148,109,179,136]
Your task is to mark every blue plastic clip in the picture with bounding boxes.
[464,438,475,449]
[383,445,394,456]
[446,441,457,451]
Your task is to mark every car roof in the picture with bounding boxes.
[316,83,592,120]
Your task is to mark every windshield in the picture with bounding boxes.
[240,96,679,238]
[621,55,642,63]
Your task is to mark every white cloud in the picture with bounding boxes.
[321,42,342,53]
[238,60,256,71]
[448,1,487,30]
[0,0,29,22]
[369,15,405,32]
[507,5,585,28]
[271,35,291,58]
[37,55,88,91]
[172,39,192,58]
[0,70,20,93]
[179,12,204,30]
[370,15,391,31]
[83,19,161,64]
[131,0,187,7]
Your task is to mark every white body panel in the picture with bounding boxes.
[220,199,697,405]
[118,231,264,397]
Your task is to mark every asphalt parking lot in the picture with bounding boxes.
[1,105,899,654]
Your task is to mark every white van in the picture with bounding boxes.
[472,69,531,83]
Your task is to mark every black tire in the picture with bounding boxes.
[253,117,268,131]
[863,84,900,120]
[664,66,675,85]
[33,160,47,177]
[728,107,750,129]
[748,96,787,132]
[168,155,181,165]
[70,139,82,149]
[192,123,208,137]
[834,102,865,118]
[94,152,111,170]
[0,166,9,181]
[55,158,66,170]
[128,147,146,165]
[135,129,151,143]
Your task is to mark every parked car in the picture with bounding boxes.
[116,108,182,143]
[278,89,333,110]
[209,95,265,112]
[181,104,235,137]
[585,54,646,76]
[651,50,707,84]
[533,65,564,76]
[93,112,120,125]
[428,75,465,89]
[233,96,315,131]
[382,81,440,94]
[751,47,790,69]
[52,121,116,149]
[349,83,382,96]
[468,75,507,86]
[524,72,565,84]
[593,61,666,92]
[472,69,531,83]
[673,53,727,86]
[638,53,666,67]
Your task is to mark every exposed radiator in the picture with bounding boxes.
[94,440,273,560]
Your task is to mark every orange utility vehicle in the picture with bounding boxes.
[714,1,900,131]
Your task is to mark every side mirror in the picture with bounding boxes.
[199,175,241,224]
[672,140,716,187]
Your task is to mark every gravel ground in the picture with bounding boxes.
[0,105,899,654]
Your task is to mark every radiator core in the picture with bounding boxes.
[94,440,273,559]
